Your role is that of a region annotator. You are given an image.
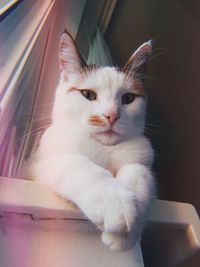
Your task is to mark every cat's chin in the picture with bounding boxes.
[90,131,122,146]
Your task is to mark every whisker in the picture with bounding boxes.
[135,122,173,130]
[118,119,178,143]
[145,128,179,142]
[29,103,54,108]
[16,102,54,116]
[18,111,51,116]
[146,51,169,64]
[16,125,50,143]
[140,76,159,81]
[14,117,52,128]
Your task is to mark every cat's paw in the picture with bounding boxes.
[103,184,136,233]
[101,232,127,251]
[101,230,140,251]
[79,181,136,233]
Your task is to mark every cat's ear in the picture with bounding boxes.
[59,32,81,79]
[124,40,152,78]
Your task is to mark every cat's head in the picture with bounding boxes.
[53,32,152,146]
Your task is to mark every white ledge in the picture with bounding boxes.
[0,176,83,220]
[0,176,200,266]
[0,176,199,237]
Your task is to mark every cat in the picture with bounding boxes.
[24,32,156,251]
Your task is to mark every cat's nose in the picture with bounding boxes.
[103,112,119,125]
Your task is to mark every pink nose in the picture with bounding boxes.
[103,112,119,125]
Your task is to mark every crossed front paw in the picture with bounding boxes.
[81,182,137,237]
[103,185,136,233]
[101,232,127,251]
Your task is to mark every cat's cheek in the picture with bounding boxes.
[112,118,131,137]
[125,97,146,115]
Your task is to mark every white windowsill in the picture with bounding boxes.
[0,175,200,267]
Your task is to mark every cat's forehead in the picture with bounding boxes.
[80,66,131,92]
[78,66,144,96]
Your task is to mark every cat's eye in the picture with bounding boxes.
[121,93,136,105]
[80,89,97,101]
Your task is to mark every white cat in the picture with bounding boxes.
[24,33,156,251]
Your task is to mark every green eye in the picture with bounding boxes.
[121,93,136,105]
[80,89,97,101]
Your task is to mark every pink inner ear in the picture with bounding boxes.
[60,58,67,71]
[60,41,67,49]
[59,38,68,72]
[58,32,85,76]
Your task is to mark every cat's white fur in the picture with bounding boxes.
[24,33,156,251]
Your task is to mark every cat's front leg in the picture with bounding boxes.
[101,163,155,250]
[35,155,135,236]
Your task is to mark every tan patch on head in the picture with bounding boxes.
[120,69,146,97]
[88,115,106,127]
[80,65,99,79]
[133,79,145,97]
[68,87,77,93]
